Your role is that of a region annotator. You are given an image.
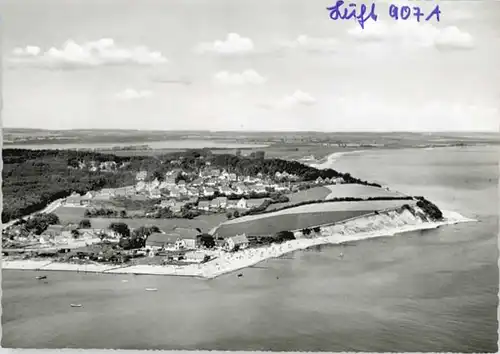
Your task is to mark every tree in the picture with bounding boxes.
[71,229,80,239]
[25,213,60,235]
[119,210,127,218]
[78,219,92,228]
[233,210,240,218]
[275,230,295,242]
[226,212,233,219]
[109,222,130,237]
[197,234,216,249]
[152,170,164,182]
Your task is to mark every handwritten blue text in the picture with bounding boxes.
[326,1,442,29]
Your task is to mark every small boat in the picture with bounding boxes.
[237,273,243,277]
[121,280,129,283]
[70,304,82,308]
[145,288,158,292]
[339,252,344,259]
[35,275,47,280]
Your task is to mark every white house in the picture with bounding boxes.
[203,187,215,197]
[160,199,177,208]
[136,181,146,192]
[236,198,248,209]
[224,234,249,252]
[150,178,160,189]
[150,189,161,199]
[197,201,210,211]
[219,186,234,196]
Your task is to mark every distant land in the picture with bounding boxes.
[4,128,500,147]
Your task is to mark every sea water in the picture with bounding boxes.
[2,145,498,351]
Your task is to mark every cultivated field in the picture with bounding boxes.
[213,199,415,237]
[324,184,408,199]
[266,186,331,211]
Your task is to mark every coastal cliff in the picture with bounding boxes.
[2,202,473,278]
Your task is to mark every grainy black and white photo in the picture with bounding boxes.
[1,0,499,351]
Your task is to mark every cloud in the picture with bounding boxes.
[280,35,338,53]
[348,22,474,50]
[214,70,267,85]
[261,90,317,110]
[195,33,254,55]
[12,45,41,56]
[10,38,168,69]
[114,89,153,100]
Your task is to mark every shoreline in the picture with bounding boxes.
[2,209,476,279]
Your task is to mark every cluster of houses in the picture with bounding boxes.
[315,176,345,185]
[60,166,346,216]
[68,160,130,173]
[135,168,295,200]
[145,227,249,253]
[2,223,121,255]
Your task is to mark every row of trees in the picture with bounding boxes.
[13,213,61,235]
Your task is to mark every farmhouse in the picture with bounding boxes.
[223,234,249,252]
[64,192,82,206]
[146,228,199,250]
[41,225,64,238]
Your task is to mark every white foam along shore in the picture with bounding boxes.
[2,208,476,279]
[309,150,366,170]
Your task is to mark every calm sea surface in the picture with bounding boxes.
[2,146,498,351]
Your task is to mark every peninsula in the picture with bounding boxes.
[2,143,476,278]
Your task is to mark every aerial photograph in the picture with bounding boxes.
[1,0,499,352]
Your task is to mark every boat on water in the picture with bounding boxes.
[70,304,82,308]
[35,275,47,280]
[145,288,158,291]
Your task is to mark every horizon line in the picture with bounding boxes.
[3,127,499,134]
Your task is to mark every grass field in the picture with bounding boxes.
[325,184,407,199]
[266,186,331,211]
[213,199,415,237]
[84,214,227,233]
[54,206,87,223]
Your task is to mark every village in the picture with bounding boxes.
[2,162,346,270]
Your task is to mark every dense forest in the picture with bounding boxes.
[2,148,379,223]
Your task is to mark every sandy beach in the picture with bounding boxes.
[2,208,475,279]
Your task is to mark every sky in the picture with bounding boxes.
[1,0,499,131]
